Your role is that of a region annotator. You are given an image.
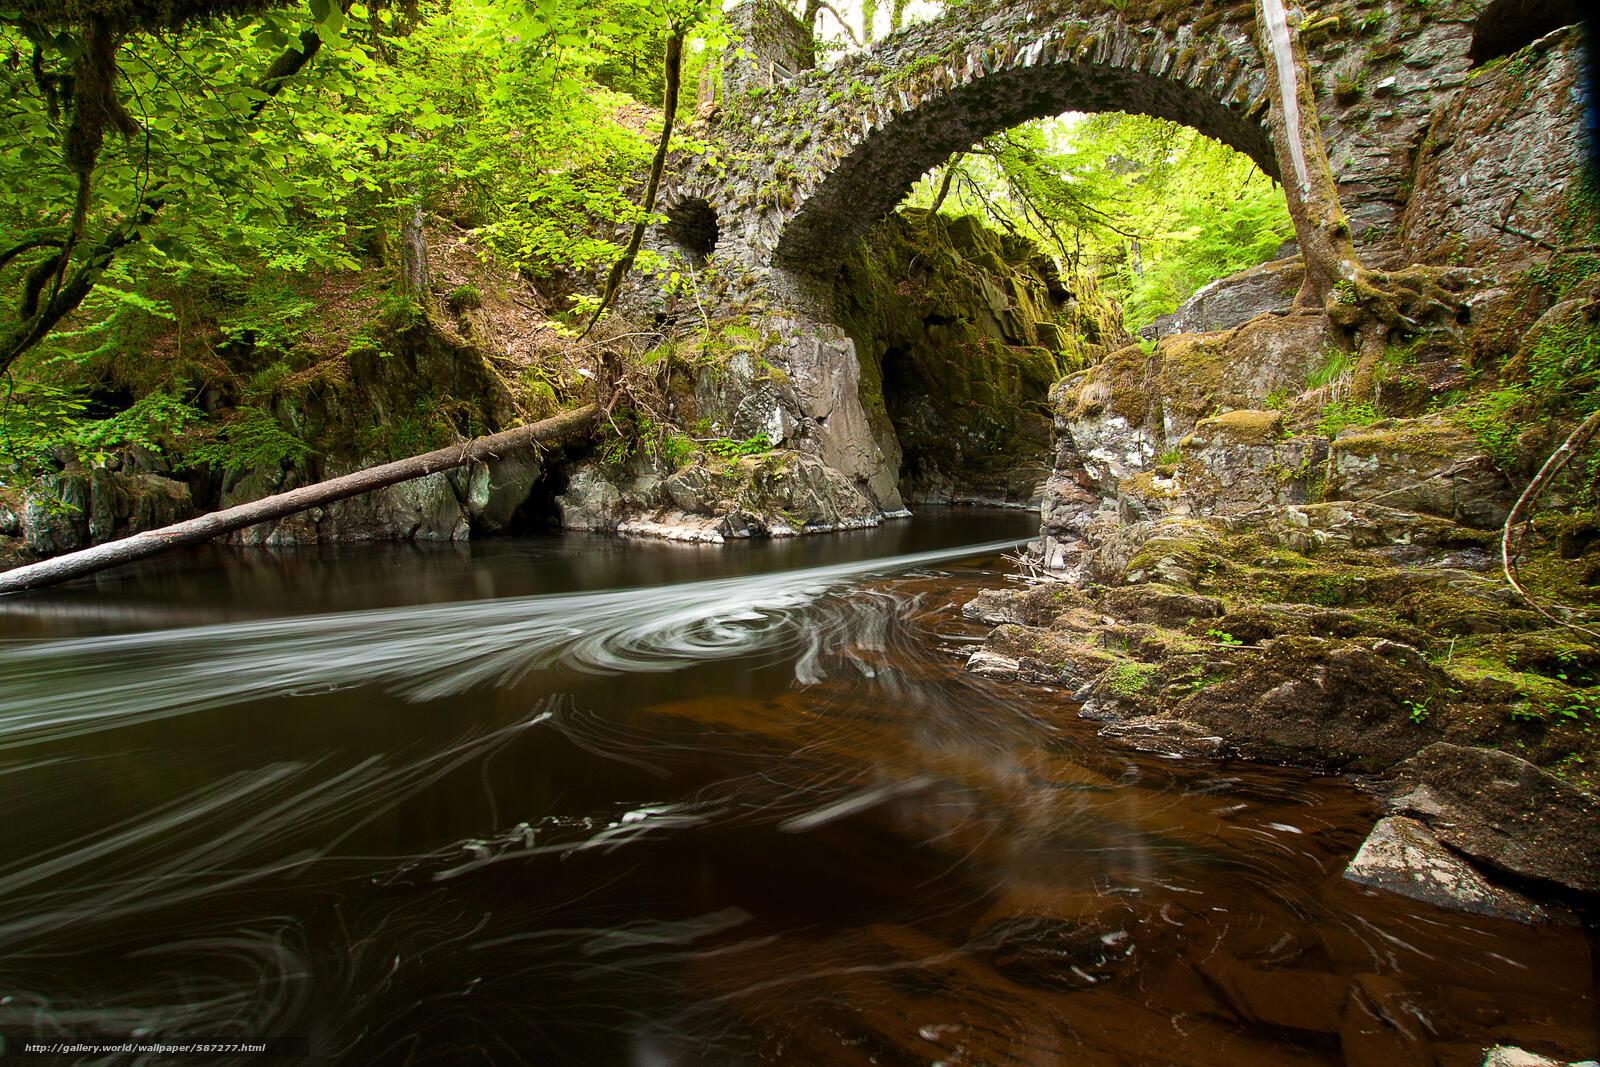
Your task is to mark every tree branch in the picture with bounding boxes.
[1501,409,1600,643]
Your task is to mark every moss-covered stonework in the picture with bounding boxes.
[834,209,1126,505]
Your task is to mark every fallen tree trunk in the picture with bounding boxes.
[0,403,598,596]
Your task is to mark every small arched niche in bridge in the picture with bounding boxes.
[773,55,1278,277]
[662,197,721,268]
[1468,0,1587,65]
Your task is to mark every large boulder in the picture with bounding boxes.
[1170,636,1450,771]
[1142,258,1302,340]
[1327,416,1516,529]
[1343,816,1548,923]
[21,472,90,555]
[20,469,194,556]
[224,466,469,545]
[465,453,542,533]
[556,465,627,532]
[1384,742,1600,894]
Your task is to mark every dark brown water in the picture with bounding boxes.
[0,509,1594,1065]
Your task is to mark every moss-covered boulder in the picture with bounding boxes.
[1327,414,1515,529]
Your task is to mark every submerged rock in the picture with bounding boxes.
[1343,816,1547,923]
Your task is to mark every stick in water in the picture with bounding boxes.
[0,404,598,596]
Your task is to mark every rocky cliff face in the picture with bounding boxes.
[1,278,575,562]
[834,210,1127,507]
[553,209,1126,540]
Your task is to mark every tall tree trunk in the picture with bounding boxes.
[1253,0,1362,307]
[0,405,599,595]
[578,23,686,337]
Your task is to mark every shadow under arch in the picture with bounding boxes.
[1468,0,1587,65]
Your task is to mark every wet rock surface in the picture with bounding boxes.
[1384,743,1600,894]
[558,449,885,543]
[15,469,195,557]
[834,210,1124,508]
[1342,816,1548,923]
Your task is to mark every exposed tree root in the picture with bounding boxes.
[1325,264,1481,400]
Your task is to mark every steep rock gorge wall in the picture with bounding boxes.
[834,210,1127,506]
[546,210,1097,540]
[0,273,590,562]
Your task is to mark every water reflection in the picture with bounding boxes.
[0,511,1592,1065]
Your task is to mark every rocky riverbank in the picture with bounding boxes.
[959,269,1600,916]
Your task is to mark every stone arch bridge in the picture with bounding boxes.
[649,0,1580,511]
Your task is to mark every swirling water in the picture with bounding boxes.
[0,510,1593,1065]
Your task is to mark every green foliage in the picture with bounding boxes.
[659,431,697,469]
[1450,313,1600,466]
[705,432,771,459]
[1307,347,1355,390]
[0,0,721,482]
[446,284,483,312]
[1453,387,1525,468]
[905,113,1292,333]
[1205,628,1243,647]
[1105,660,1153,697]
[1,382,204,481]
[1317,399,1380,436]
[0,380,90,478]
[73,391,204,462]
[187,405,314,473]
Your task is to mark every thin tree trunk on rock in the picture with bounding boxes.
[578,24,686,338]
[400,201,429,301]
[1253,0,1363,307]
[928,157,959,214]
[0,404,598,595]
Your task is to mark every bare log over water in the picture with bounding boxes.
[0,403,598,596]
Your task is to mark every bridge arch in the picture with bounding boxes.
[772,27,1277,276]
[678,4,1279,281]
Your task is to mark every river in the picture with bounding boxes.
[0,508,1593,1064]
